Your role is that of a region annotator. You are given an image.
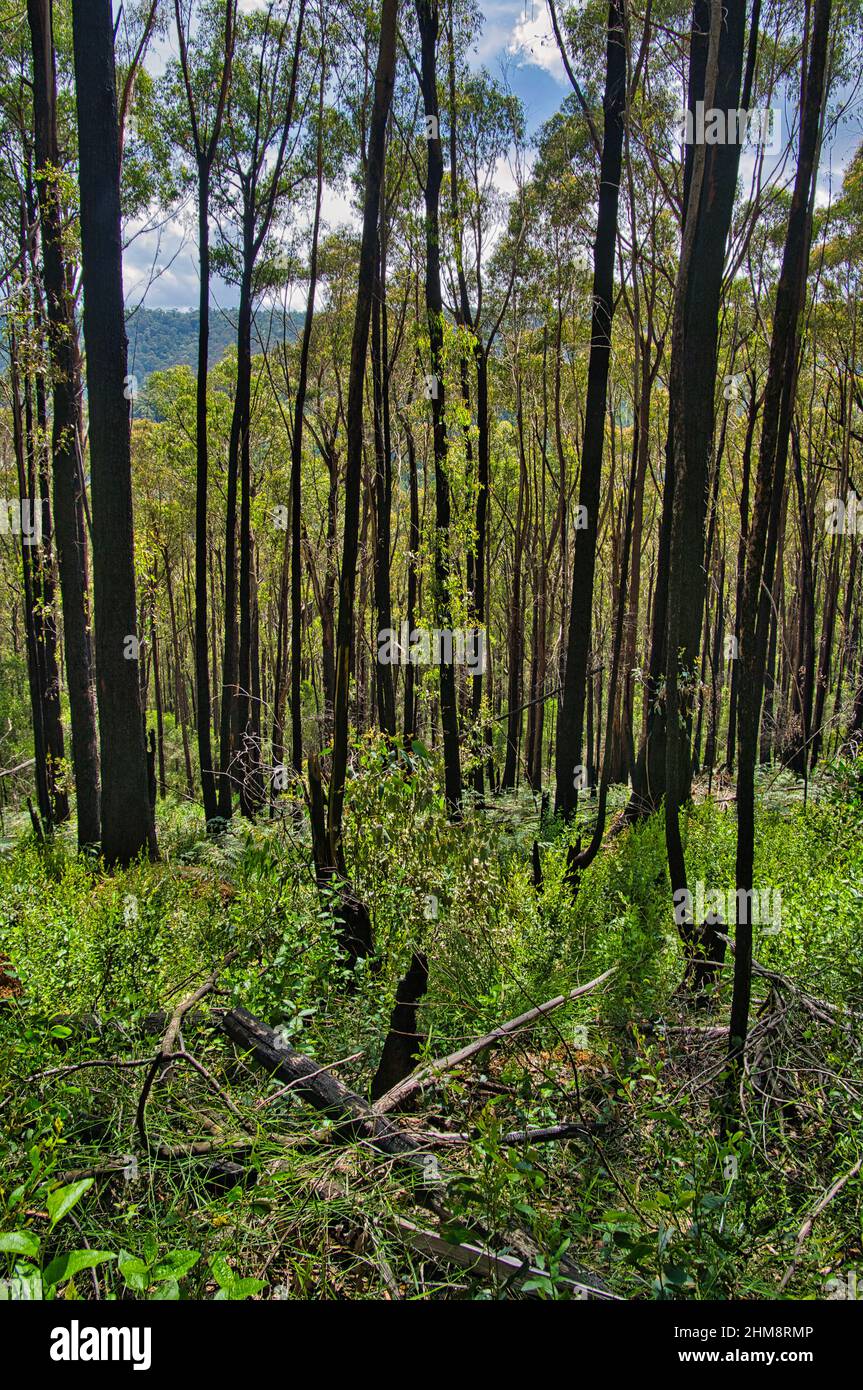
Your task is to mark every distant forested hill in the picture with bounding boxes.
[125,306,301,383]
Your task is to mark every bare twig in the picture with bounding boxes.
[373,968,617,1114]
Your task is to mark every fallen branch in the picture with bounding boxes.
[221,1005,429,1176]
[136,952,239,1150]
[422,1122,590,1148]
[224,1004,616,1296]
[778,1155,863,1291]
[390,1217,620,1300]
[373,967,617,1114]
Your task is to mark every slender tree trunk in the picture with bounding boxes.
[371,223,396,737]
[555,0,625,818]
[193,163,218,822]
[27,0,100,846]
[663,0,746,994]
[402,419,420,743]
[327,0,398,863]
[728,0,831,1112]
[290,83,325,770]
[71,0,156,864]
[416,0,462,813]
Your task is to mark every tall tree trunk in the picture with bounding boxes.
[71,0,156,864]
[371,220,396,737]
[193,162,219,822]
[727,0,831,1110]
[28,0,100,846]
[416,0,462,814]
[554,0,625,818]
[173,0,235,825]
[663,0,746,981]
[290,77,326,770]
[218,261,251,818]
[402,418,420,743]
[9,329,52,828]
[327,0,398,863]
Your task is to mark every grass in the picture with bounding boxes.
[0,742,861,1300]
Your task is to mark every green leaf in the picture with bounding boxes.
[44,1250,116,1288]
[218,1276,267,1301]
[118,1249,151,1292]
[0,1231,40,1259]
[208,1253,234,1290]
[46,1179,94,1229]
[152,1249,200,1282]
[150,1279,180,1300]
[49,1025,72,1039]
[0,1268,42,1300]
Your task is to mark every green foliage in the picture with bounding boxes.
[1,755,862,1300]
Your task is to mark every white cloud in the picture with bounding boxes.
[507,4,566,84]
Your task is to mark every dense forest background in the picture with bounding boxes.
[0,0,862,1306]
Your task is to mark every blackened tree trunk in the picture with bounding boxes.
[290,71,326,771]
[71,0,157,864]
[402,417,420,743]
[786,423,816,774]
[626,0,711,820]
[727,0,831,1111]
[371,221,397,738]
[27,0,100,846]
[327,0,398,862]
[174,0,236,826]
[725,373,759,770]
[9,329,52,829]
[663,0,746,982]
[502,382,528,790]
[416,0,462,814]
[554,0,625,818]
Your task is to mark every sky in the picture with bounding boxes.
[123,1,861,315]
[122,1,569,312]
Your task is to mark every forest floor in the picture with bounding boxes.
[0,745,861,1301]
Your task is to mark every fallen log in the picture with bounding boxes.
[373,966,617,1114]
[178,1002,619,1298]
[221,1005,430,1177]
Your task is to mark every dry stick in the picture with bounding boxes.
[390,1217,622,1300]
[778,1155,863,1292]
[420,1122,589,1147]
[372,967,617,1114]
[136,951,239,1150]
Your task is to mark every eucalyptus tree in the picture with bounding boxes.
[441,14,524,796]
[728,0,832,1108]
[70,0,157,863]
[661,0,748,987]
[554,0,627,822]
[327,0,399,864]
[413,0,462,813]
[167,0,237,826]
[211,0,309,817]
